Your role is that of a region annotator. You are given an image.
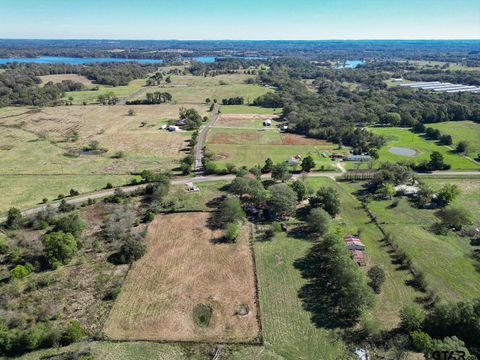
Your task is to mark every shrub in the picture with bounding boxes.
[224,223,240,242]
[61,320,83,345]
[53,213,85,239]
[400,305,425,333]
[5,208,23,230]
[193,304,212,327]
[410,331,433,353]
[118,235,146,263]
[10,265,30,279]
[367,265,386,294]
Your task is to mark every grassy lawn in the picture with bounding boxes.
[365,182,480,300]
[65,79,147,104]
[208,144,337,170]
[370,127,479,170]
[428,121,480,158]
[0,174,133,214]
[309,178,419,328]
[254,232,349,359]
[220,105,282,115]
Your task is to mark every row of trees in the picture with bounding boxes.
[125,91,172,105]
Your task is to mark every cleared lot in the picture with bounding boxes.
[104,212,260,342]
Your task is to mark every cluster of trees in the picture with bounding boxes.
[125,91,172,105]
[97,92,119,105]
[0,320,83,356]
[399,298,480,359]
[0,71,85,107]
[179,107,204,130]
[146,72,171,86]
[179,130,198,175]
[221,96,244,105]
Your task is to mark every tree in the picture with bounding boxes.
[5,207,23,230]
[298,233,375,325]
[42,232,78,268]
[61,321,83,345]
[268,183,297,219]
[456,141,469,154]
[229,177,267,205]
[376,183,395,199]
[261,158,273,173]
[435,184,460,208]
[384,112,401,126]
[306,208,330,236]
[301,155,316,172]
[216,197,245,227]
[53,213,85,239]
[439,134,452,146]
[367,266,386,293]
[428,151,449,171]
[291,180,306,201]
[399,305,425,333]
[271,162,291,182]
[179,107,203,130]
[310,187,340,217]
[224,223,240,242]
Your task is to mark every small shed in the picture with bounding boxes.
[350,250,366,266]
[167,125,179,132]
[344,235,366,251]
[263,119,272,126]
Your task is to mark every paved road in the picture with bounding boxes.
[1,170,479,222]
[194,103,220,175]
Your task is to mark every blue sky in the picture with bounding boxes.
[1,0,479,40]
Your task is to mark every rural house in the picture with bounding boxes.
[288,155,302,166]
[345,155,372,162]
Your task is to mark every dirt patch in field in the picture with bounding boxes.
[103,212,259,342]
[281,133,332,145]
[39,74,94,86]
[208,129,281,145]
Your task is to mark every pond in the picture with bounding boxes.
[389,146,417,156]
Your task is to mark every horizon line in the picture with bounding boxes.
[1,38,479,42]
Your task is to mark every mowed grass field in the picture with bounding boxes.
[207,127,338,170]
[65,79,148,105]
[310,178,419,328]
[132,74,272,104]
[429,121,480,158]
[366,179,480,300]
[215,113,284,129]
[370,127,479,170]
[0,105,202,212]
[104,212,259,342]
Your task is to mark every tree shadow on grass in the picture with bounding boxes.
[293,244,354,329]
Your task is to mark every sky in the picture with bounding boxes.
[1,0,479,40]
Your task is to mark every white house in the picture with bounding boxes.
[395,184,419,196]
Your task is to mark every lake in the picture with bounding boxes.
[0,55,266,65]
